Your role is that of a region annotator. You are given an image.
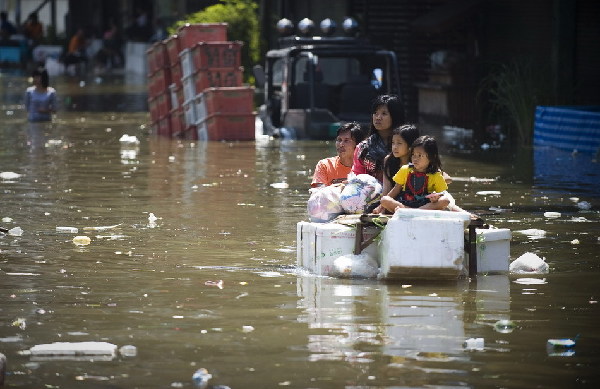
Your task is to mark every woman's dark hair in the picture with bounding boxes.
[384,124,420,180]
[32,67,49,88]
[337,121,365,144]
[411,135,442,174]
[368,94,403,136]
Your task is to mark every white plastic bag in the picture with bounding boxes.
[509,252,549,274]
[340,174,382,214]
[331,253,380,279]
[307,184,343,223]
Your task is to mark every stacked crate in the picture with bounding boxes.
[146,40,172,137]
[147,23,255,141]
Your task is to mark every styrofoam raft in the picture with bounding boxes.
[297,221,380,277]
[379,209,471,279]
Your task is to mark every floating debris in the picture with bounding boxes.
[26,341,117,357]
[119,134,140,145]
[494,319,516,333]
[544,211,561,218]
[476,190,501,195]
[515,229,546,239]
[270,182,289,189]
[513,278,548,285]
[72,236,91,246]
[192,368,212,387]
[56,226,78,233]
[509,252,549,274]
[464,337,484,351]
[83,224,121,231]
[0,171,21,180]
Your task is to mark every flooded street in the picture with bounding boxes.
[1,72,599,388]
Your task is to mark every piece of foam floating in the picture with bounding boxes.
[28,342,117,357]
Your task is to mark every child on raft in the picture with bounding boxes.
[379,135,452,212]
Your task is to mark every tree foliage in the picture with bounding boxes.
[171,0,259,83]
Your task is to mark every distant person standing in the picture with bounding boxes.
[22,12,44,45]
[64,28,88,72]
[25,67,56,122]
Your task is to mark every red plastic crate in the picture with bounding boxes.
[154,41,169,69]
[165,35,181,65]
[192,67,243,94]
[157,91,172,118]
[148,96,160,122]
[169,107,184,136]
[191,41,242,70]
[176,23,228,49]
[146,45,157,73]
[170,62,182,86]
[149,67,172,97]
[201,86,254,115]
[157,114,172,137]
[197,112,255,141]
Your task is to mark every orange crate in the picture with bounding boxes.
[191,41,242,70]
[170,62,182,86]
[176,23,228,49]
[165,35,181,65]
[148,96,160,122]
[197,112,255,141]
[157,114,172,137]
[157,91,171,118]
[201,86,254,115]
[170,107,184,136]
[192,67,243,93]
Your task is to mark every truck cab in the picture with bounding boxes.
[254,18,402,139]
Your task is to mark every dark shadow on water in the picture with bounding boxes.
[63,93,148,112]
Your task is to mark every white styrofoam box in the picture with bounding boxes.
[182,99,196,127]
[475,228,511,273]
[169,83,178,109]
[179,48,194,78]
[391,207,472,228]
[182,74,196,101]
[193,92,208,123]
[379,214,467,280]
[296,221,381,277]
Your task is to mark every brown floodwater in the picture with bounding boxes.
[0,72,599,388]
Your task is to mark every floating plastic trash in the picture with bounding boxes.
[192,368,212,387]
[577,201,592,210]
[543,211,561,218]
[476,190,501,195]
[0,171,21,180]
[509,252,549,274]
[119,134,140,145]
[515,229,546,239]
[72,236,91,246]
[148,213,158,222]
[464,337,484,351]
[83,224,121,231]
[8,227,23,236]
[56,226,78,233]
[119,345,137,357]
[494,319,516,333]
[547,338,576,348]
[270,182,289,189]
[27,341,117,357]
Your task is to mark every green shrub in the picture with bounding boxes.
[171,0,259,84]
[478,59,555,146]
